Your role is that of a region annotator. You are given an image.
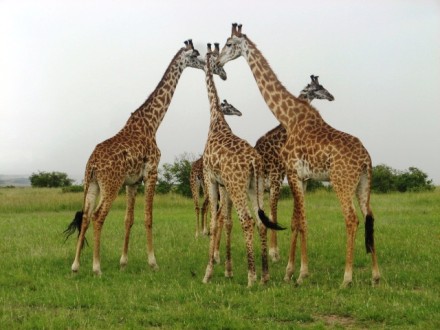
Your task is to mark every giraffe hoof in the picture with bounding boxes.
[260,275,270,284]
[372,276,380,286]
[225,270,233,278]
[93,269,102,277]
[269,249,280,262]
[340,280,353,289]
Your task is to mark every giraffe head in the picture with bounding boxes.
[221,99,242,116]
[187,40,227,80]
[217,23,247,66]
[299,75,335,102]
[203,42,229,81]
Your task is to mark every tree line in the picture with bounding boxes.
[29,155,435,195]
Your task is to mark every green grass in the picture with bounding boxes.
[1,187,439,329]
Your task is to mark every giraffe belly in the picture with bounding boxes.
[124,163,147,185]
[295,160,330,182]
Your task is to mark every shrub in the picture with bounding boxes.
[29,171,74,188]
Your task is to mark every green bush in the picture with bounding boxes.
[372,164,434,193]
[29,171,74,188]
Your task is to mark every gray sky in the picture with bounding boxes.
[1,0,440,184]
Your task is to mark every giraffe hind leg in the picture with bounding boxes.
[70,181,99,273]
[356,170,380,285]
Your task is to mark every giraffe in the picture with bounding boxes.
[190,100,242,238]
[201,43,284,287]
[256,75,335,262]
[63,40,227,276]
[217,24,380,287]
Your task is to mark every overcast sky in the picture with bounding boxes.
[1,0,439,185]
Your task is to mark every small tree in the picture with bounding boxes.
[29,171,74,188]
[156,164,174,194]
[372,164,396,193]
[395,167,434,192]
[157,153,197,197]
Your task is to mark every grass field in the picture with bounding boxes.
[1,187,439,329]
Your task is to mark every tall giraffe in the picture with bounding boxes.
[256,75,334,262]
[217,24,380,287]
[191,100,242,238]
[64,40,227,276]
[202,43,284,287]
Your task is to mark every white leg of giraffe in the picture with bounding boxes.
[120,184,138,269]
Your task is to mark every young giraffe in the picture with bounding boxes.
[202,43,284,287]
[217,24,380,287]
[191,100,242,238]
[257,75,335,262]
[64,40,227,275]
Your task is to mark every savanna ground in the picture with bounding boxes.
[0,187,439,329]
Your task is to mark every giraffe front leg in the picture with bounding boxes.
[144,168,159,271]
[120,185,137,269]
[203,180,219,284]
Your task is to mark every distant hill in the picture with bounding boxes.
[0,175,30,187]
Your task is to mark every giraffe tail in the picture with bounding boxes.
[258,209,285,231]
[252,158,285,231]
[365,214,374,253]
[63,211,88,248]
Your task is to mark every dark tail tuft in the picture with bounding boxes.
[63,211,87,247]
[258,209,286,231]
[365,214,374,253]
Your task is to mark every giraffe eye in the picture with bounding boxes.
[226,43,232,47]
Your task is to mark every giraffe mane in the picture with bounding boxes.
[131,46,187,117]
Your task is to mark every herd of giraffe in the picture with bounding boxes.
[65,24,380,288]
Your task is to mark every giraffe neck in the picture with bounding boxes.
[242,37,308,128]
[126,49,187,135]
[298,92,310,102]
[205,54,230,134]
